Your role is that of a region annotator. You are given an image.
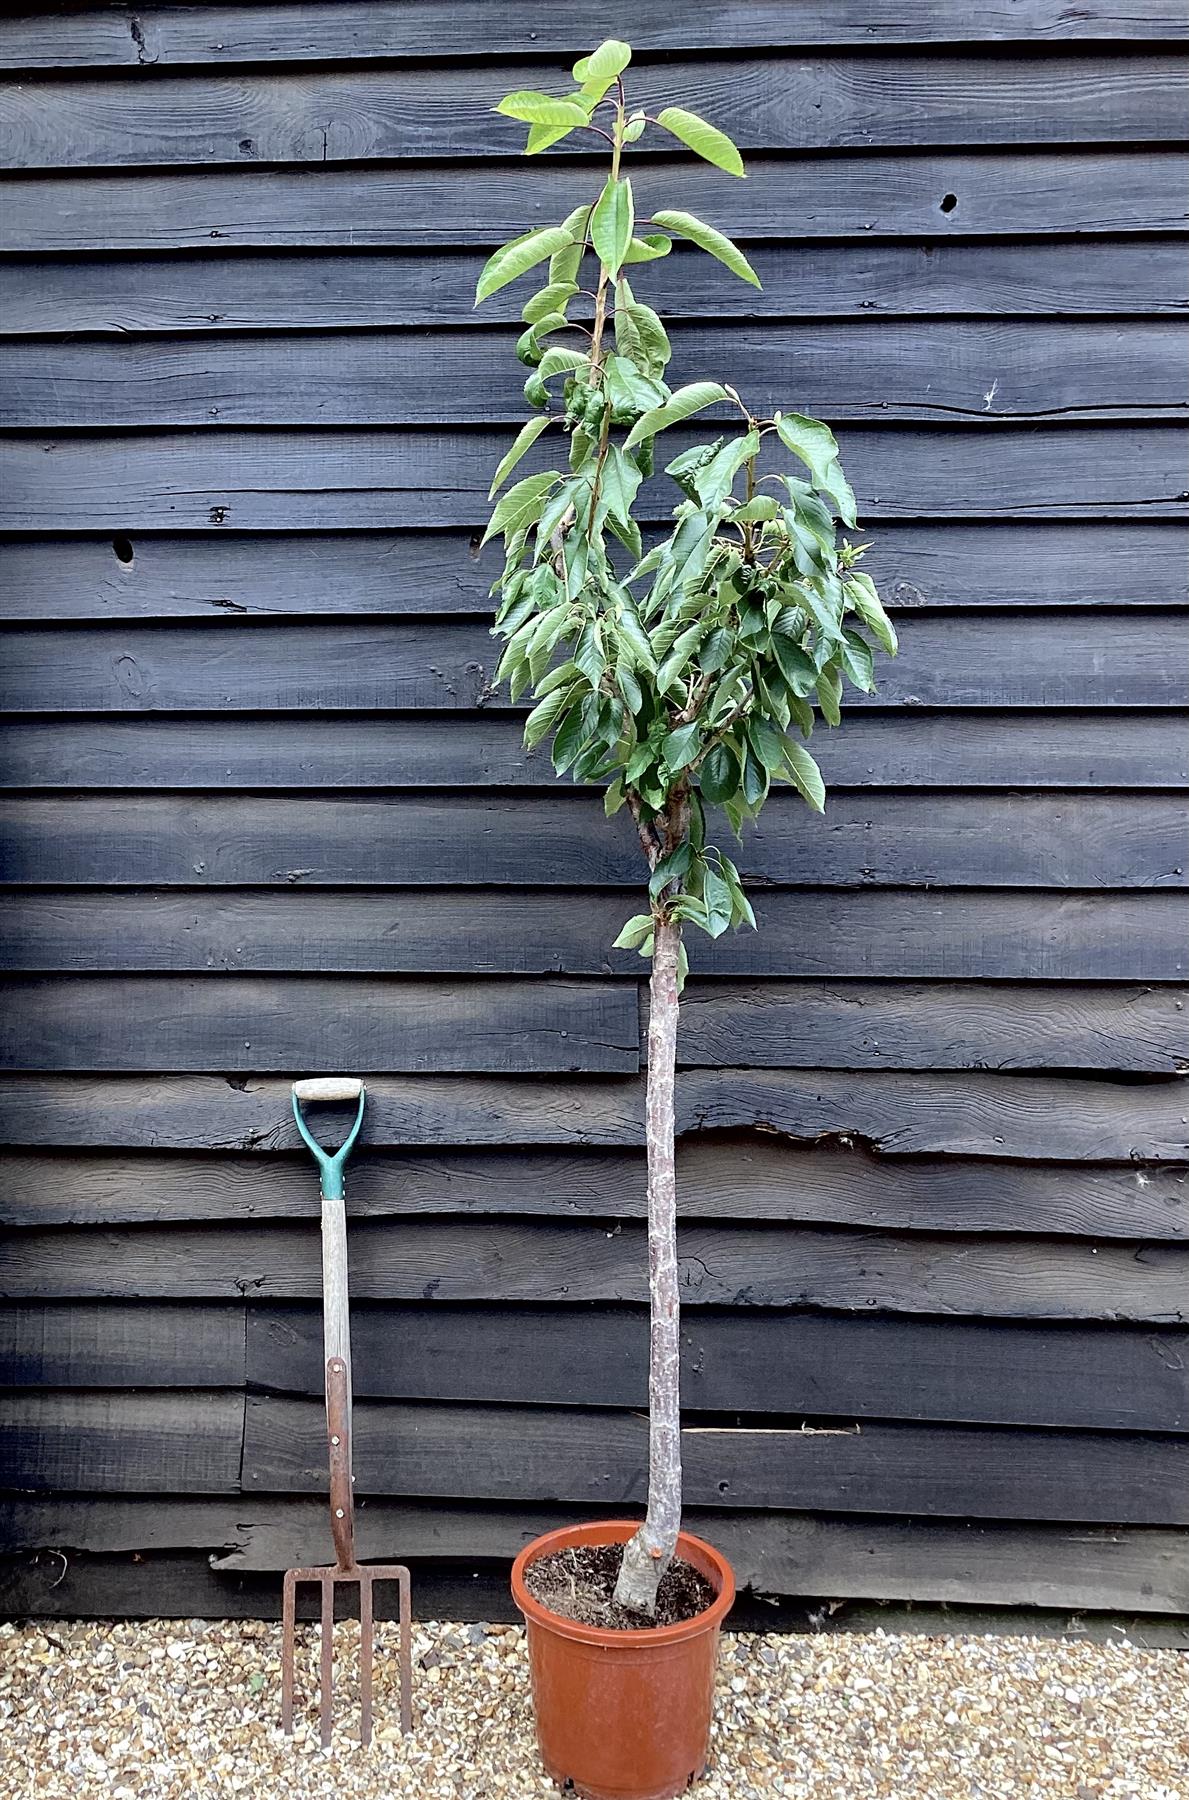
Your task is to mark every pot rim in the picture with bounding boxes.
[510,1518,735,1648]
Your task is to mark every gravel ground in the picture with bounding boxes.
[0,1616,1184,1800]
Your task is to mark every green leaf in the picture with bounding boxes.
[591,175,634,277]
[481,470,560,545]
[701,864,734,937]
[598,443,644,534]
[699,626,733,674]
[522,281,579,325]
[623,233,673,264]
[650,209,761,289]
[783,740,826,812]
[496,91,590,127]
[623,380,727,450]
[742,745,768,806]
[613,912,654,951]
[775,411,840,489]
[846,572,898,656]
[771,632,818,696]
[656,106,745,178]
[699,740,740,804]
[525,120,576,154]
[746,715,787,774]
[604,778,626,816]
[488,416,552,499]
[650,842,693,896]
[551,701,591,772]
[732,494,779,523]
[573,38,632,101]
[817,664,842,727]
[475,226,576,306]
[523,684,574,748]
[819,458,857,527]
[662,721,702,772]
[840,627,875,692]
[625,300,672,375]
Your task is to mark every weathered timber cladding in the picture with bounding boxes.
[1,2,1187,1624]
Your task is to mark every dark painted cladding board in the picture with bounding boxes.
[4,428,1188,529]
[5,57,1188,172]
[3,792,1182,889]
[7,1142,1186,1234]
[4,155,1188,254]
[5,1497,1188,1618]
[6,1219,1186,1321]
[4,242,1188,334]
[3,617,1185,712]
[0,976,638,1075]
[5,527,1185,620]
[7,321,1185,428]
[5,714,1185,791]
[5,891,1187,985]
[3,0,1188,1616]
[0,1300,246,1388]
[8,2,1188,67]
[2,1068,1185,1161]
[244,1304,1189,1431]
[1,1390,244,1493]
[241,1396,1189,1524]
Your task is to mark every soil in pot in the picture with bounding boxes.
[523,1543,716,1630]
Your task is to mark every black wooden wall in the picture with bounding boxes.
[1,3,1188,1627]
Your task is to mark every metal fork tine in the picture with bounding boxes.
[319,1577,334,1749]
[281,1572,297,1736]
[358,1571,374,1748]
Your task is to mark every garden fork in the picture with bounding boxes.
[281,1076,413,1749]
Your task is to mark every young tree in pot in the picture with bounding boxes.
[480,43,897,1623]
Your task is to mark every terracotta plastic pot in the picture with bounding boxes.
[511,1519,736,1800]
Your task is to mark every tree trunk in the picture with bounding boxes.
[613,912,683,1616]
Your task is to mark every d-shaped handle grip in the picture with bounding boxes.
[291,1078,366,1200]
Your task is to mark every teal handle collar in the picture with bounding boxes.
[291,1087,366,1200]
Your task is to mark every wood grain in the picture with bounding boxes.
[1,1390,244,1493]
[2,1066,1184,1159]
[6,1218,1186,1320]
[244,1303,1189,1430]
[242,1394,1189,1523]
[6,3,1186,69]
[3,791,1180,889]
[2,615,1184,711]
[0,1300,245,1388]
[2,526,1186,621]
[6,320,1182,428]
[4,57,1186,169]
[3,1493,1187,1615]
[2,712,1183,792]
[0,975,638,1074]
[4,242,1186,334]
[4,154,1185,252]
[7,1140,1185,1233]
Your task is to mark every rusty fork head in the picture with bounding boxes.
[281,1562,413,1749]
[281,1358,412,1748]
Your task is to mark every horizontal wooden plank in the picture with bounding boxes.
[6,56,1187,173]
[2,1066,1184,1159]
[0,975,637,1074]
[4,241,1187,335]
[3,792,1181,890]
[4,427,1184,532]
[673,982,1189,1076]
[7,3,1186,70]
[245,1303,1189,1430]
[3,525,1184,620]
[6,1218,1186,1319]
[6,893,1185,1068]
[5,1495,1188,1617]
[1,1390,243,1493]
[8,1139,1185,1233]
[0,1063,1183,1161]
[5,320,1181,429]
[243,1395,1189,1523]
[3,615,1184,713]
[2,712,1183,792]
[0,890,1184,1003]
[6,1545,1187,1637]
[0,1300,245,1387]
[4,154,1186,253]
